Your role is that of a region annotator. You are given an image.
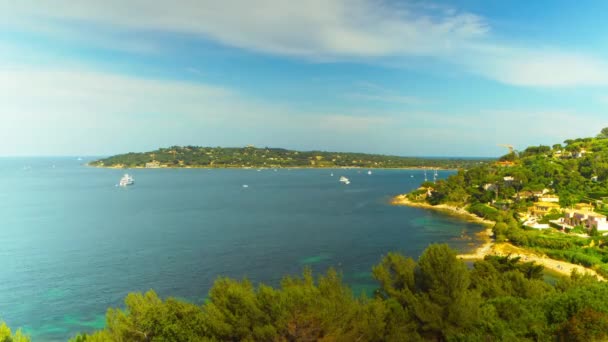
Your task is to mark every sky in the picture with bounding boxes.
[1,0,608,157]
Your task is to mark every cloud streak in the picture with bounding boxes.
[0,66,395,155]
[7,0,607,87]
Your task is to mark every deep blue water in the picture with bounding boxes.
[0,158,484,341]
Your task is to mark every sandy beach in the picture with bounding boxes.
[391,194,605,280]
[390,194,495,226]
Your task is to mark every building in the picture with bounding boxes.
[532,188,551,197]
[538,194,560,203]
[483,183,497,192]
[529,202,561,217]
[574,203,594,211]
[145,161,161,168]
[563,210,608,231]
[574,149,587,159]
[515,190,534,200]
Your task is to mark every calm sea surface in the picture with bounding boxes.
[0,158,484,341]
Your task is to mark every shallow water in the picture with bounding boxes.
[0,158,484,341]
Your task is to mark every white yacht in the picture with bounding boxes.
[119,174,135,187]
[339,176,350,184]
[367,170,372,175]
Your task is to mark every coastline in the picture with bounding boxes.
[390,194,495,226]
[88,164,460,170]
[391,194,605,280]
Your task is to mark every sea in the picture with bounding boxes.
[0,157,485,341]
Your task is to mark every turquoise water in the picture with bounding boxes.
[0,158,484,341]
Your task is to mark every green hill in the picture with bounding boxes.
[90,146,491,169]
[407,128,608,276]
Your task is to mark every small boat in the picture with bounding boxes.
[242,184,249,188]
[330,173,334,177]
[339,176,350,184]
[367,170,372,175]
[119,174,134,187]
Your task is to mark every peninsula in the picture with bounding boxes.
[90,145,491,169]
[393,128,608,279]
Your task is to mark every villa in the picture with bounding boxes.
[563,209,608,231]
[529,201,561,217]
[538,194,560,203]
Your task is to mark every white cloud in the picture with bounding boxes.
[4,1,608,87]
[0,66,395,155]
[464,46,608,87]
[0,0,487,59]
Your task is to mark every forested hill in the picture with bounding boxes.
[415,129,608,209]
[407,128,608,277]
[90,146,491,169]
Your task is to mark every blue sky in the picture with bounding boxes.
[1,1,608,157]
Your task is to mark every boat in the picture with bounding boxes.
[339,176,350,184]
[119,174,134,187]
[367,170,372,175]
[242,184,249,188]
[330,173,334,177]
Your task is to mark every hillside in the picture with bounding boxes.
[405,128,608,276]
[90,146,491,169]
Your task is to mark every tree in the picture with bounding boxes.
[598,127,608,139]
[0,322,30,342]
[558,308,608,341]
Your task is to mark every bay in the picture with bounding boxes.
[0,158,484,341]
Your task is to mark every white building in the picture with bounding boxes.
[563,210,608,231]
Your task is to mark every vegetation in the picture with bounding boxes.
[90,146,491,169]
[0,322,29,342]
[409,128,608,276]
[3,244,607,341]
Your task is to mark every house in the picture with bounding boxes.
[532,188,551,196]
[492,200,513,211]
[574,149,587,159]
[483,183,497,192]
[496,161,515,167]
[538,194,560,203]
[529,202,561,217]
[563,210,608,231]
[574,203,594,211]
[145,161,161,168]
[514,190,534,200]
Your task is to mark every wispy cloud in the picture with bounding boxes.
[0,66,394,155]
[0,0,486,58]
[4,0,608,87]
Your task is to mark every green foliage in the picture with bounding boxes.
[60,244,608,342]
[91,146,492,169]
[412,134,608,277]
[0,322,30,342]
